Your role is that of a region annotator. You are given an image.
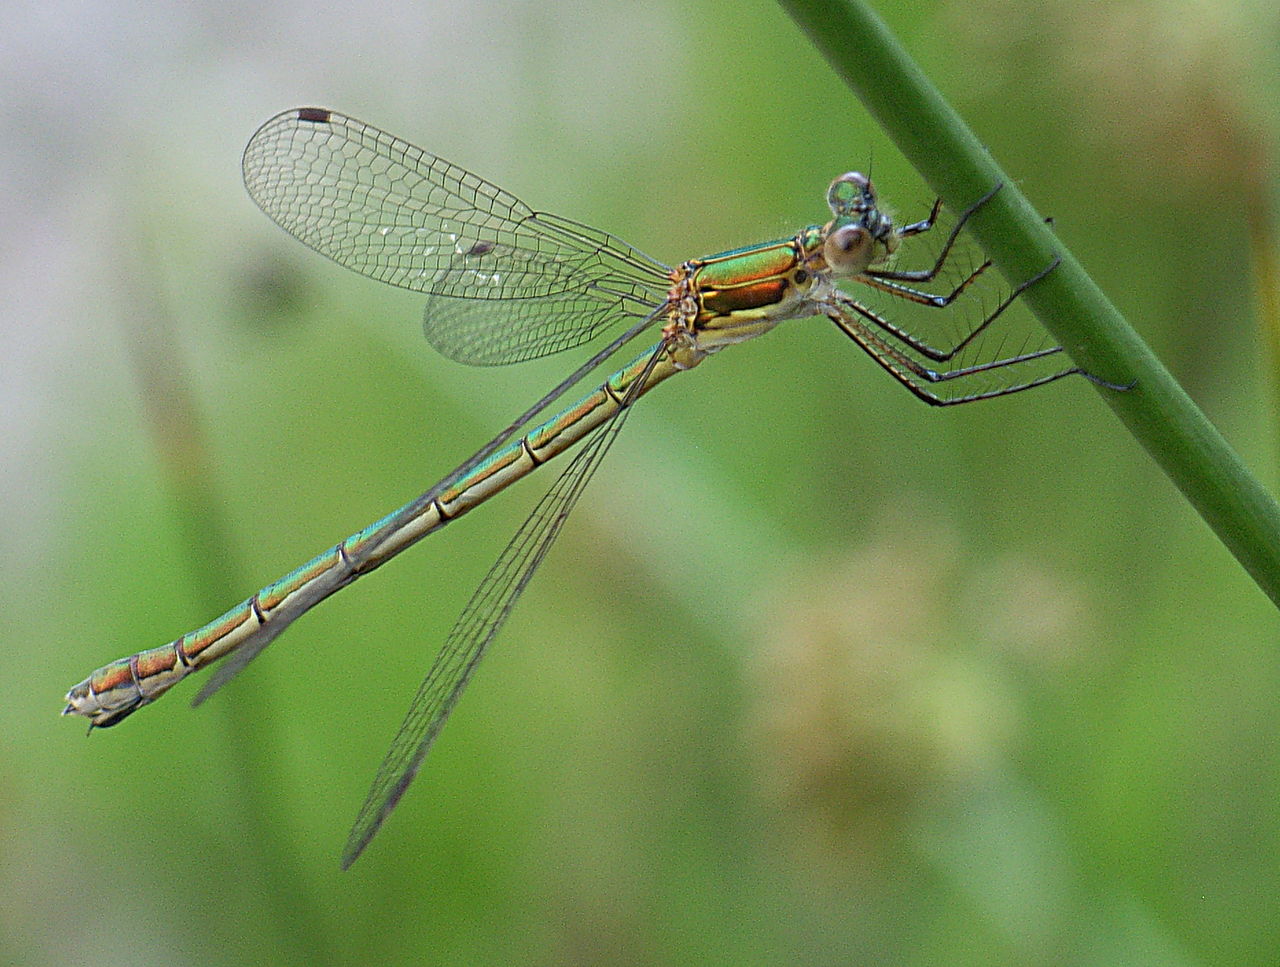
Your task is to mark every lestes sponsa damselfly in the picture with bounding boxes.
[64,107,1114,867]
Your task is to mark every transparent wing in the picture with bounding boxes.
[243,108,671,364]
[340,346,662,868]
[422,272,658,366]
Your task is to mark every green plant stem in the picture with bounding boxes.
[779,0,1280,609]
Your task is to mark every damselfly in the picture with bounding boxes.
[64,107,1108,867]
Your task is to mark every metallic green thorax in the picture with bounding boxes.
[678,233,821,330]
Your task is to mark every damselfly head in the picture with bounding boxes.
[823,172,896,275]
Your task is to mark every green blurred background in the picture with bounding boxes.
[6,0,1280,963]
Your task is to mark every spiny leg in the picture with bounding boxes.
[829,311,1084,405]
[847,182,1004,323]
[868,181,1003,285]
[826,258,1094,405]
[858,259,992,310]
[838,258,1060,363]
[895,197,944,240]
[866,205,1058,308]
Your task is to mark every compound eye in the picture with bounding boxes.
[827,172,873,215]
[823,224,874,273]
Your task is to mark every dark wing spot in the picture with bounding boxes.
[296,108,331,124]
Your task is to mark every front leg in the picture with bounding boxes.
[868,182,1003,285]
